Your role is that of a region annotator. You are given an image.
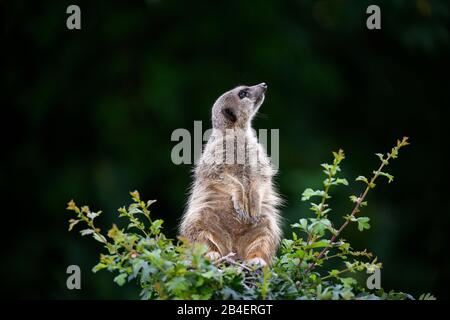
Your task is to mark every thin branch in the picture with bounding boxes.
[305,162,383,273]
[305,136,409,273]
[227,259,253,272]
[321,267,353,280]
[214,252,236,264]
[214,252,254,272]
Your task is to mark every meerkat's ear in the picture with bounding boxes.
[222,107,237,123]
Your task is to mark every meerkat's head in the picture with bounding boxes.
[211,83,267,130]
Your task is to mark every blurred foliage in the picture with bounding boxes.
[3,0,449,298]
[67,147,434,300]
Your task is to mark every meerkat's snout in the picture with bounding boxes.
[251,82,267,97]
[252,82,267,110]
[240,83,267,98]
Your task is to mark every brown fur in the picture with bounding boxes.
[179,83,282,265]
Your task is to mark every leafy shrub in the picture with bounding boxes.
[66,137,434,300]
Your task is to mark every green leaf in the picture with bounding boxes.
[335,178,348,186]
[201,271,215,279]
[66,199,78,212]
[130,190,140,202]
[80,229,94,236]
[114,273,128,286]
[281,239,294,251]
[328,269,339,277]
[332,149,345,163]
[68,219,79,231]
[92,233,107,243]
[375,153,384,161]
[87,211,101,220]
[167,277,189,294]
[344,261,354,269]
[390,147,398,158]
[150,219,164,235]
[128,207,143,215]
[340,289,355,300]
[118,207,128,217]
[309,218,335,236]
[356,176,369,184]
[349,195,367,206]
[291,218,309,232]
[92,263,107,273]
[356,217,371,232]
[301,188,325,201]
[146,200,157,208]
[376,171,394,183]
[340,277,357,288]
[321,163,332,174]
[305,240,330,249]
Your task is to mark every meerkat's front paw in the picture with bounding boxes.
[205,251,221,261]
[246,257,267,268]
[249,214,261,224]
[233,199,251,223]
[234,206,248,222]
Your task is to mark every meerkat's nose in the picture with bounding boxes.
[259,83,268,91]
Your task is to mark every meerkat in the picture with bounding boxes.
[179,83,282,266]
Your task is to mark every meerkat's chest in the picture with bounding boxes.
[198,132,272,187]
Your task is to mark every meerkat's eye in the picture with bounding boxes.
[238,90,249,99]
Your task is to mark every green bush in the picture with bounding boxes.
[66,137,434,300]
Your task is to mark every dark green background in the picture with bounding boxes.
[4,0,449,299]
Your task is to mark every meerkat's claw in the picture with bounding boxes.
[246,257,267,268]
[250,215,261,224]
[205,251,221,261]
[234,206,249,222]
